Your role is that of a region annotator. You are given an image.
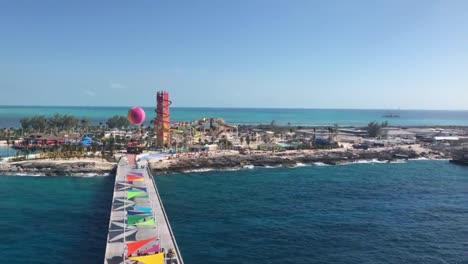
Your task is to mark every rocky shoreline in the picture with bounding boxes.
[0,159,117,176]
[149,147,445,174]
[0,146,447,176]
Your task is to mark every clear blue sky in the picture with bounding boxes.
[1,0,467,109]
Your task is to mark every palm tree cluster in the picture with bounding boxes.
[19,114,90,133]
[106,115,130,129]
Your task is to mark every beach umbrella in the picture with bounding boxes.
[127,107,146,125]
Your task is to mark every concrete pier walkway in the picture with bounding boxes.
[104,155,183,264]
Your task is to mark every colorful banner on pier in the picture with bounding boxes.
[126,237,157,257]
[127,215,149,225]
[127,175,144,182]
[129,252,164,264]
[133,206,152,213]
[135,218,155,226]
[139,244,160,255]
[127,190,146,199]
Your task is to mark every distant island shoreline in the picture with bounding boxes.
[0,143,446,176]
[0,120,468,176]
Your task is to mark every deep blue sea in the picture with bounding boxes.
[1,161,468,264]
[0,174,114,264]
[156,161,468,264]
[1,106,468,127]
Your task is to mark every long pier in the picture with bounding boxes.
[104,155,183,264]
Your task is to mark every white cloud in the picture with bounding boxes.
[110,82,125,89]
[84,90,96,97]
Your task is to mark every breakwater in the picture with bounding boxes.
[104,155,183,264]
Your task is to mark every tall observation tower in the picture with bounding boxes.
[154,91,171,148]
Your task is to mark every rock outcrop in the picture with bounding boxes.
[150,148,423,174]
[0,159,117,176]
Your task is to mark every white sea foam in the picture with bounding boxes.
[358,159,387,164]
[409,157,449,161]
[72,173,110,177]
[339,159,388,166]
[183,168,214,173]
[264,165,282,169]
[293,163,310,167]
[389,160,406,164]
[412,157,429,160]
[313,162,330,166]
[223,167,242,171]
[9,172,110,177]
[243,165,255,169]
[13,173,46,177]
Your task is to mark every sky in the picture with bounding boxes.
[0,0,467,110]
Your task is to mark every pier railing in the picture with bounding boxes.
[146,165,184,263]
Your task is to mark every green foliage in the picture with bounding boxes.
[18,113,81,132]
[366,121,389,137]
[30,116,48,132]
[20,117,30,131]
[218,137,232,149]
[80,117,90,131]
[106,115,130,129]
[62,114,78,130]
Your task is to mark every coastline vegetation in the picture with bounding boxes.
[0,113,142,161]
[366,121,389,137]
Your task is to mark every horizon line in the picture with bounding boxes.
[0,104,468,111]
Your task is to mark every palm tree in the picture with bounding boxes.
[20,117,30,136]
[80,118,90,133]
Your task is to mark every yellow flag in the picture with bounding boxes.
[129,252,164,264]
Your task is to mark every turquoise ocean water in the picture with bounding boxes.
[0,175,114,264]
[0,145,18,157]
[1,106,468,127]
[2,161,466,263]
[1,106,468,263]
[156,161,468,264]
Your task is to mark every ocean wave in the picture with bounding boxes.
[183,168,214,173]
[2,172,110,177]
[293,163,310,168]
[411,157,429,160]
[12,173,46,177]
[72,173,110,177]
[409,157,449,161]
[339,159,388,166]
[167,158,448,175]
[223,167,242,171]
[389,160,406,164]
[313,162,330,167]
[264,165,282,169]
